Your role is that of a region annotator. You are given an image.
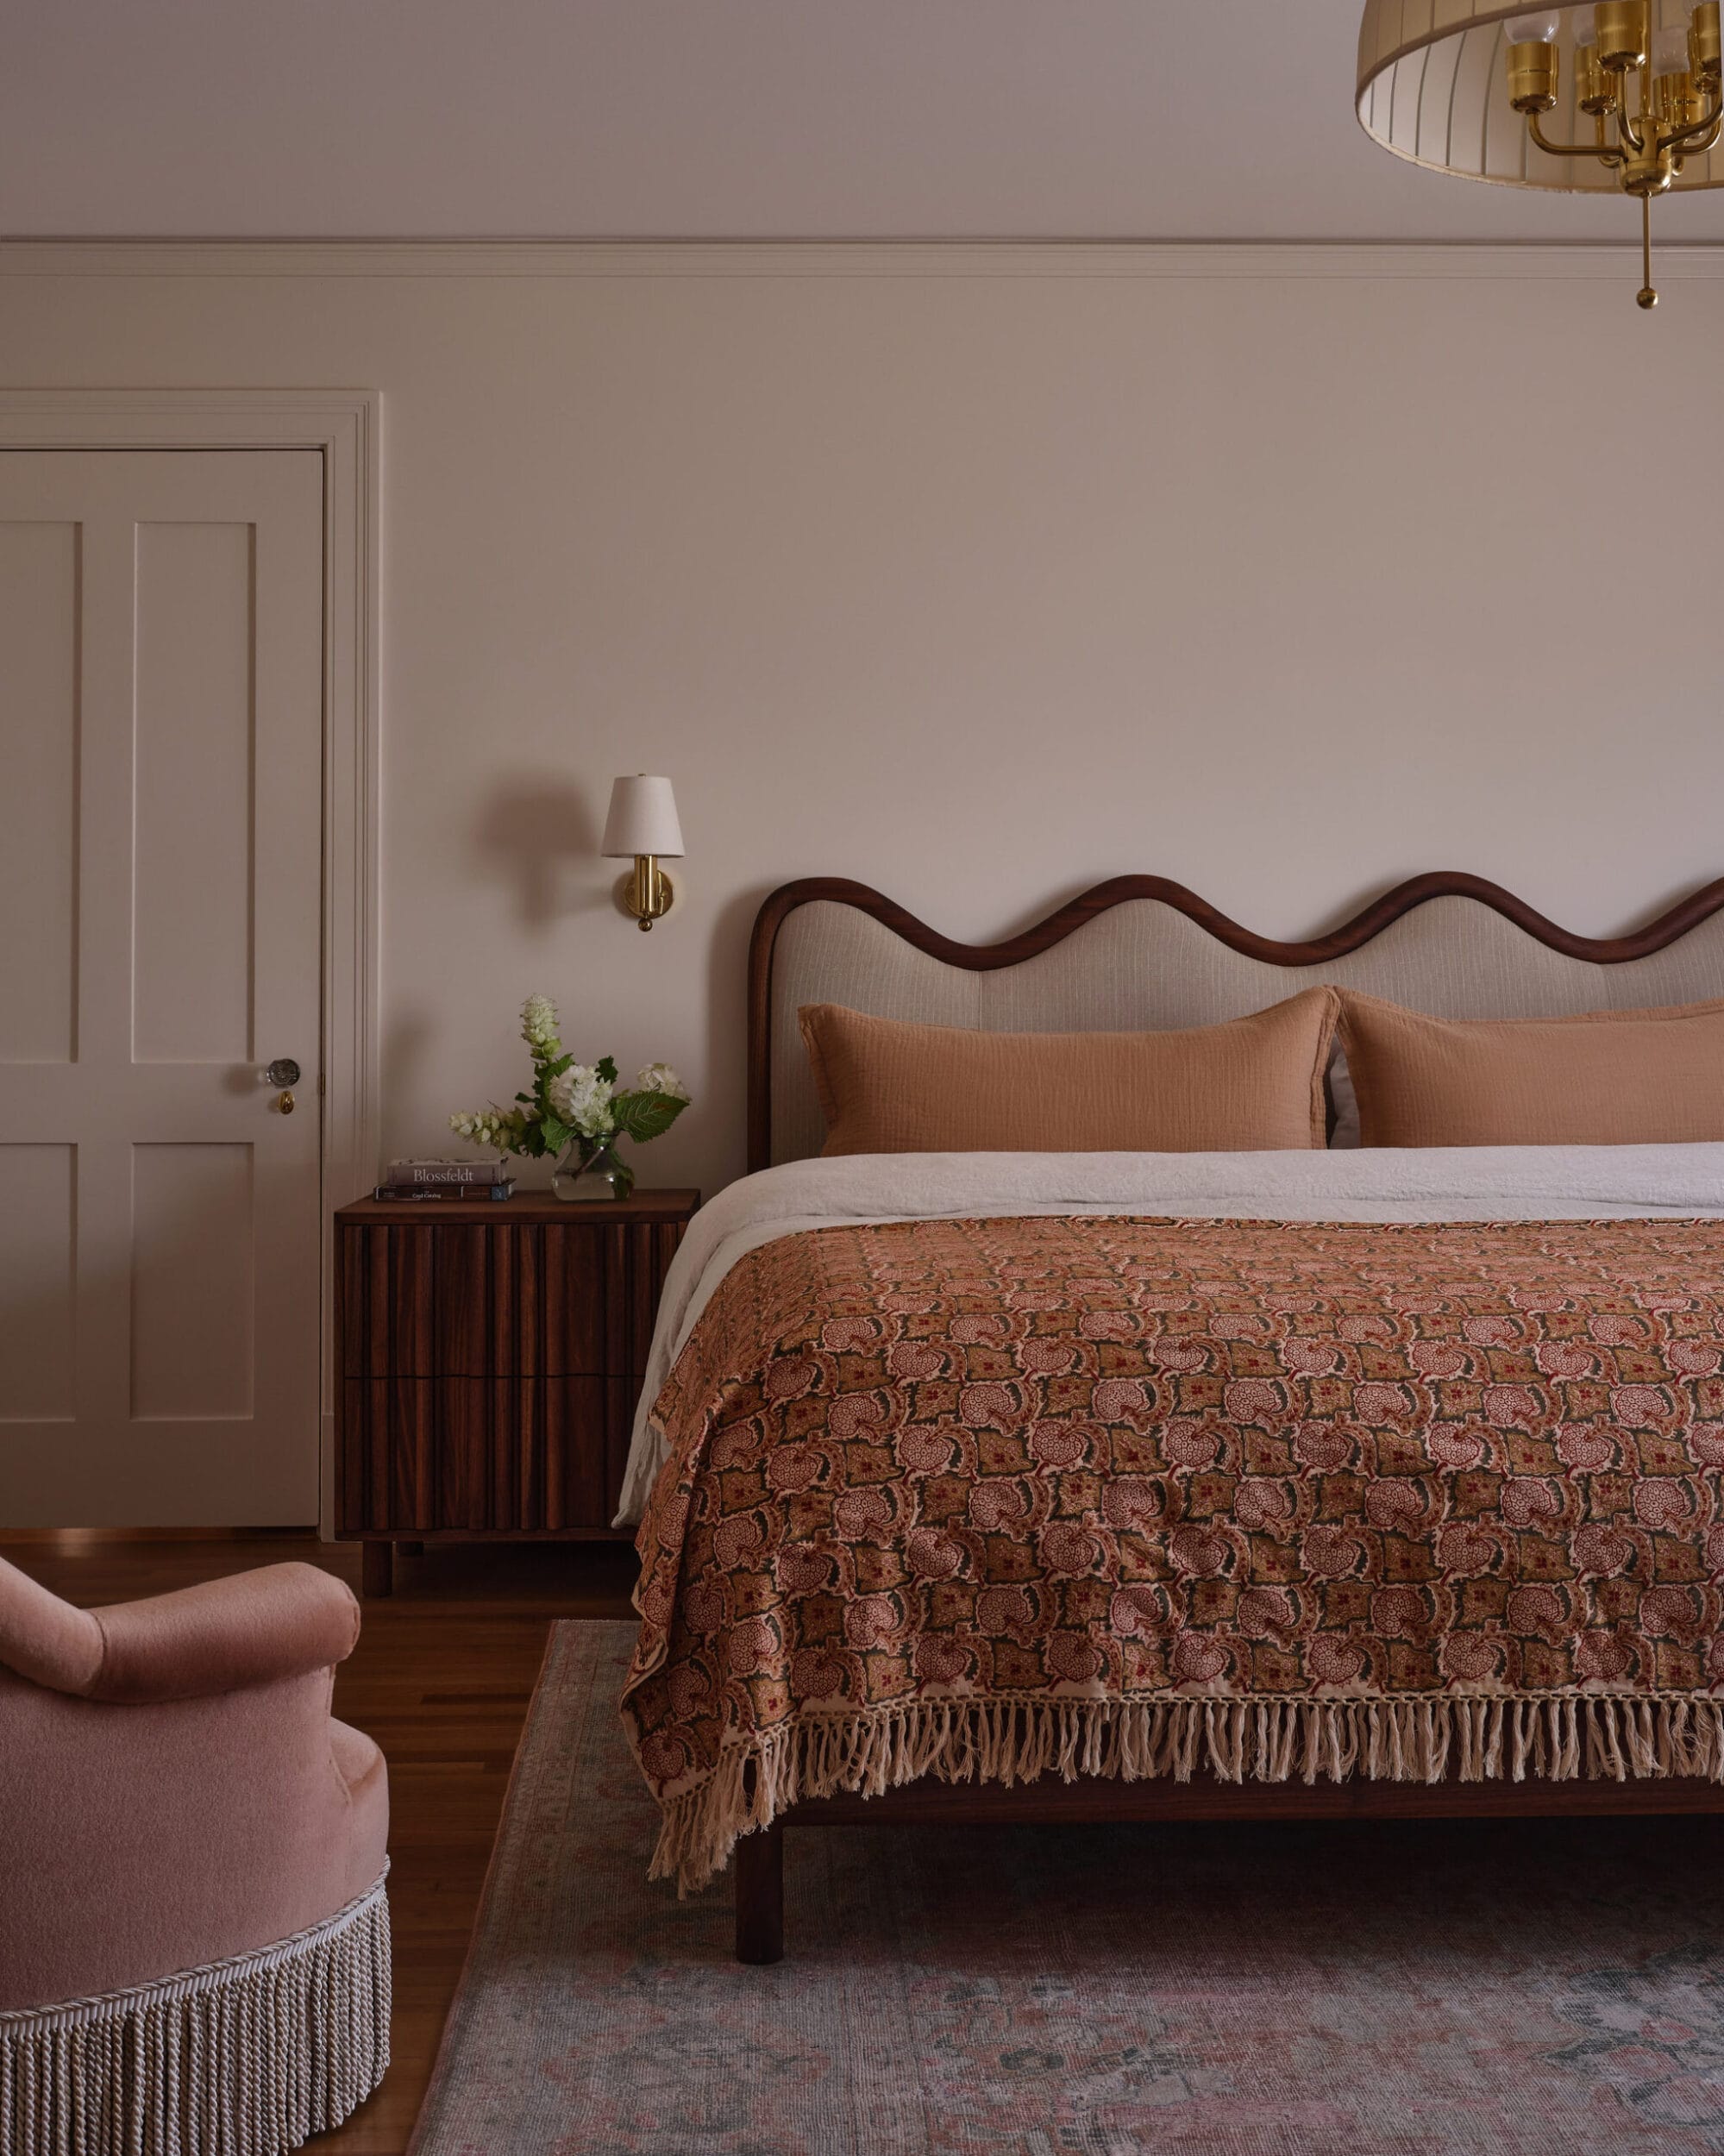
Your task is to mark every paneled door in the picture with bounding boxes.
[0,451,324,1525]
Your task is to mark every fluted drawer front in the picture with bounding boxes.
[336,1219,684,1377]
[544,1222,684,1377]
[339,1376,630,1532]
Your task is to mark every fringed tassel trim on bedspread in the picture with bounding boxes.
[0,1868,391,2156]
[649,1696,1724,1894]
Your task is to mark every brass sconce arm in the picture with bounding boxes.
[621,853,674,933]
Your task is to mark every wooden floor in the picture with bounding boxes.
[0,1532,639,2154]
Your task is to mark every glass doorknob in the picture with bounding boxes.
[266,1057,301,1087]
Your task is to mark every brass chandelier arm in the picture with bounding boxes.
[1527,115,1625,163]
[1522,92,1723,179]
[1662,96,1724,155]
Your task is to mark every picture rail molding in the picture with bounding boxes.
[3,239,1724,281]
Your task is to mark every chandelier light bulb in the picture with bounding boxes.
[1571,5,1600,46]
[1505,10,1562,39]
[1652,22,1691,69]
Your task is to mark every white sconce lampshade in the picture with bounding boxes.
[602,774,685,860]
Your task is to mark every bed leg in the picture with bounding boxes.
[735,1821,785,1965]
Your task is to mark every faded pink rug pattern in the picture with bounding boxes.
[411,1620,1724,2155]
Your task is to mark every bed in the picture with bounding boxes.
[619,871,1724,1963]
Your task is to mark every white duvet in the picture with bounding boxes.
[615,1144,1724,1524]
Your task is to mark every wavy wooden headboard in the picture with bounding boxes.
[745,873,1724,1173]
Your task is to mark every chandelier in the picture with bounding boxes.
[1358,3,1724,305]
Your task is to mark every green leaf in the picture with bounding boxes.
[610,1090,686,1144]
[596,1056,619,1085]
[538,1114,574,1154]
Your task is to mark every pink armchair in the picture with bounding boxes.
[0,1556,390,2154]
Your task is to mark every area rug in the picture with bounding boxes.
[410,1620,1724,2155]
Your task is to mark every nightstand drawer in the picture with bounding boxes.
[340,1374,630,1532]
[337,1217,686,1378]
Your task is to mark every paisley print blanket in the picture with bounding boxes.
[622,1213,1724,1891]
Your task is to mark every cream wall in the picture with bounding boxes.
[3,248,1720,1197]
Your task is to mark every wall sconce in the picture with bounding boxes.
[602,774,684,932]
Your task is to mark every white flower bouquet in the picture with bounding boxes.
[450,995,689,1200]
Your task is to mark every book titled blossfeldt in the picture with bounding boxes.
[385,1158,511,1188]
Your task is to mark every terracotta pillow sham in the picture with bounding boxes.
[1336,990,1724,1148]
[798,989,1339,1156]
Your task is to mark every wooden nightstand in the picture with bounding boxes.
[334,1187,699,1594]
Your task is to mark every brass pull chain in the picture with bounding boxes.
[1639,192,1658,309]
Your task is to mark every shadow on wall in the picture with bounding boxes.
[379,1007,438,1179]
[475,780,607,930]
[705,881,777,1177]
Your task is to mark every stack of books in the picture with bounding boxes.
[373,1157,515,1202]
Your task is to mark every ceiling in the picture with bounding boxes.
[6,0,1724,243]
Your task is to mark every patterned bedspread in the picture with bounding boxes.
[622,1213,1724,1890]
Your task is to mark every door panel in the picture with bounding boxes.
[0,1145,76,1421]
[129,1142,255,1420]
[0,519,78,1065]
[0,450,323,1525]
[133,519,258,1064]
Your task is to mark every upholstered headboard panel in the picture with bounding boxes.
[746,875,1724,1171]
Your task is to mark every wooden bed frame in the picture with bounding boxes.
[731,870,1724,1965]
[746,869,1724,1175]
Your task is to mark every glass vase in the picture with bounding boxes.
[551,1137,635,1202]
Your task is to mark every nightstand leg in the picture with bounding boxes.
[361,1541,393,1599]
[735,1821,784,1965]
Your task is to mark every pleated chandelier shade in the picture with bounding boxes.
[1357,2,1724,193]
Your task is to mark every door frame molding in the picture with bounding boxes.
[0,390,381,1529]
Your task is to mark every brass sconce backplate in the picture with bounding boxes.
[617,856,675,932]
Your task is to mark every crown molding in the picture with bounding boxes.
[3,238,1724,280]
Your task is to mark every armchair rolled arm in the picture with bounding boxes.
[0,1556,103,1694]
[85,1562,361,1703]
[68,1562,361,1703]
[0,1557,360,1705]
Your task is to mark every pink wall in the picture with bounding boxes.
[6,248,1720,1194]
